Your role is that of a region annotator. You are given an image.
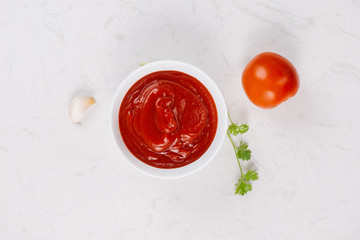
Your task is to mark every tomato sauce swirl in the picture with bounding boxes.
[119,71,217,168]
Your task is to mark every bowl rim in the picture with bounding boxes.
[110,60,227,179]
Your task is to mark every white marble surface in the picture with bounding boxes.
[1,0,360,239]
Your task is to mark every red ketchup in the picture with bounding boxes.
[119,71,217,168]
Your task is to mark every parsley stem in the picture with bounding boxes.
[228,112,234,125]
[226,130,244,180]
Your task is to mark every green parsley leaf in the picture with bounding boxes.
[238,124,249,134]
[235,179,252,196]
[244,170,259,181]
[228,123,240,136]
[236,141,251,161]
[227,123,249,136]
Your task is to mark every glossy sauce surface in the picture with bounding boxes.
[119,71,217,168]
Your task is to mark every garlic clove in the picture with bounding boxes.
[69,96,96,124]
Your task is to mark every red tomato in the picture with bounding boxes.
[242,52,299,109]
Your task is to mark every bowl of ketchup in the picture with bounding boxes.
[111,60,227,179]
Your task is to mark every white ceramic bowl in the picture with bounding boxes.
[110,60,227,179]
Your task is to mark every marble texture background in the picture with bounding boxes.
[1,0,360,239]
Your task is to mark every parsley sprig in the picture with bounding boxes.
[227,113,258,196]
